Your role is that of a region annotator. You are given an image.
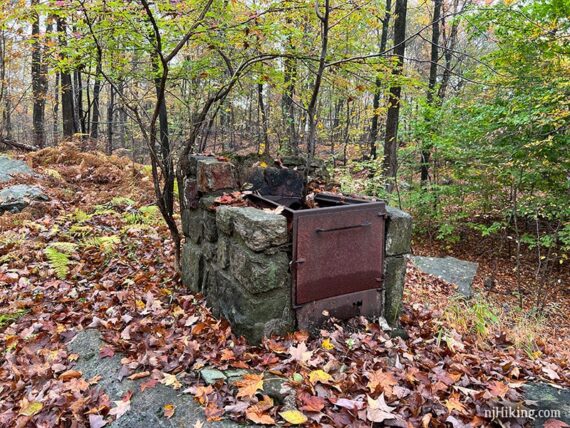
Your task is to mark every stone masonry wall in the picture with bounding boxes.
[383,207,413,327]
[179,155,412,343]
[180,157,294,343]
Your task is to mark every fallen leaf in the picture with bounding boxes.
[204,402,224,421]
[488,381,509,398]
[280,409,308,425]
[161,372,182,390]
[193,385,214,405]
[542,366,561,380]
[59,369,82,381]
[128,371,150,380]
[89,414,107,428]
[308,369,332,385]
[367,369,397,393]
[140,378,158,392]
[334,398,365,410]
[109,397,131,419]
[366,394,396,423]
[299,393,325,412]
[19,400,43,416]
[99,345,115,359]
[544,419,570,428]
[445,392,467,414]
[288,342,313,365]
[246,396,275,425]
[235,373,264,398]
[163,404,175,419]
[88,374,102,385]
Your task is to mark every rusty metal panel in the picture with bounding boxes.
[296,289,383,331]
[293,202,385,305]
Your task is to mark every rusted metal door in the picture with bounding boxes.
[293,202,386,305]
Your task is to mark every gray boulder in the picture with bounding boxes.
[68,329,242,427]
[0,156,36,182]
[411,256,477,298]
[0,184,48,215]
[523,383,570,426]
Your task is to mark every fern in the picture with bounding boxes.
[72,209,91,223]
[82,235,120,254]
[42,168,62,180]
[49,242,78,253]
[44,247,72,279]
[93,206,118,216]
[69,224,93,237]
[123,205,161,226]
[124,212,143,225]
[110,196,135,207]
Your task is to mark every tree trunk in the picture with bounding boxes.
[74,68,86,135]
[106,85,114,155]
[0,30,5,136]
[118,83,126,148]
[31,0,48,148]
[90,54,102,140]
[438,0,459,100]
[281,20,297,154]
[369,0,392,159]
[306,0,330,164]
[257,82,269,156]
[383,0,408,187]
[53,71,59,141]
[57,18,75,139]
[420,0,442,184]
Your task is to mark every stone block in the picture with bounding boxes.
[384,256,406,326]
[198,195,218,210]
[217,236,231,269]
[181,208,202,243]
[196,158,237,193]
[385,206,412,256]
[187,155,211,177]
[411,256,476,298]
[216,206,235,236]
[224,207,288,251]
[229,243,290,294]
[181,241,203,293]
[202,210,218,242]
[212,270,293,344]
[202,242,217,263]
[181,177,199,210]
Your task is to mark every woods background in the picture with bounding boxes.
[1,0,568,307]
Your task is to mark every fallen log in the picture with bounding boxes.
[0,138,38,152]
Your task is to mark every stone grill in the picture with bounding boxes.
[180,156,412,343]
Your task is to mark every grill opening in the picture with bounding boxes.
[246,191,386,329]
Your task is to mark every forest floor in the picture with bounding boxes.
[0,145,568,427]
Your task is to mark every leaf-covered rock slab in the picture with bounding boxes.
[523,383,570,426]
[411,255,477,298]
[68,329,243,428]
[0,156,36,183]
[0,184,48,215]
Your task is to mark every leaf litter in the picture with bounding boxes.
[0,145,568,427]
